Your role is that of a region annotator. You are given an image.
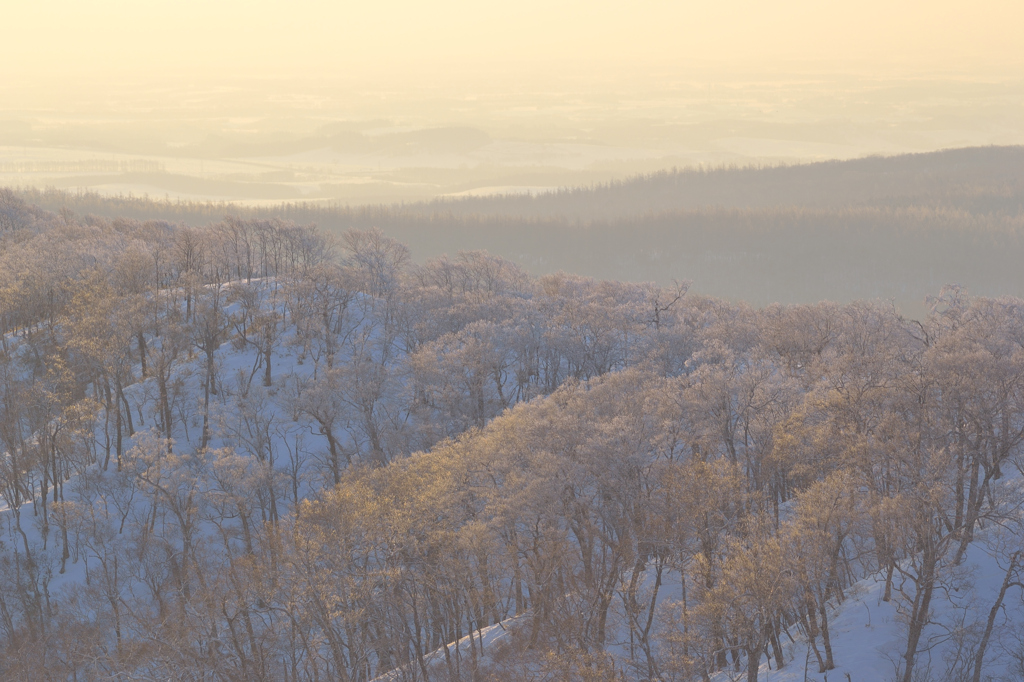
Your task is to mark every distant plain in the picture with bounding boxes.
[3,72,1023,204]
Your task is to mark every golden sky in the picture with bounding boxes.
[5,0,1023,87]
[1,1,1023,208]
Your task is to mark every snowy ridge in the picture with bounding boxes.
[377,475,1024,682]
[4,211,1024,681]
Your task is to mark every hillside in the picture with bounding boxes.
[412,145,1024,219]
[2,200,1024,680]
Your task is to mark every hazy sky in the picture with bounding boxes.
[3,1,1022,205]
[6,0,1023,88]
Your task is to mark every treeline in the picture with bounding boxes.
[12,146,1024,313]
[12,199,1024,314]
[1,195,1024,680]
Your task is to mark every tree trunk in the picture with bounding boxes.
[972,552,1020,682]
[901,547,937,682]
[818,596,835,670]
[201,351,213,449]
[746,642,762,682]
[138,331,147,377]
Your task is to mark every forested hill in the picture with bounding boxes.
[3,206,1024,680]
[414,144,1024,219]
[18,145,1024,221]
[11,145,1024,314]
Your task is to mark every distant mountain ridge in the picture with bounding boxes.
[406,144,1024,219]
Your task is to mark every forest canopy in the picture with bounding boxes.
[1,186,1024,681]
